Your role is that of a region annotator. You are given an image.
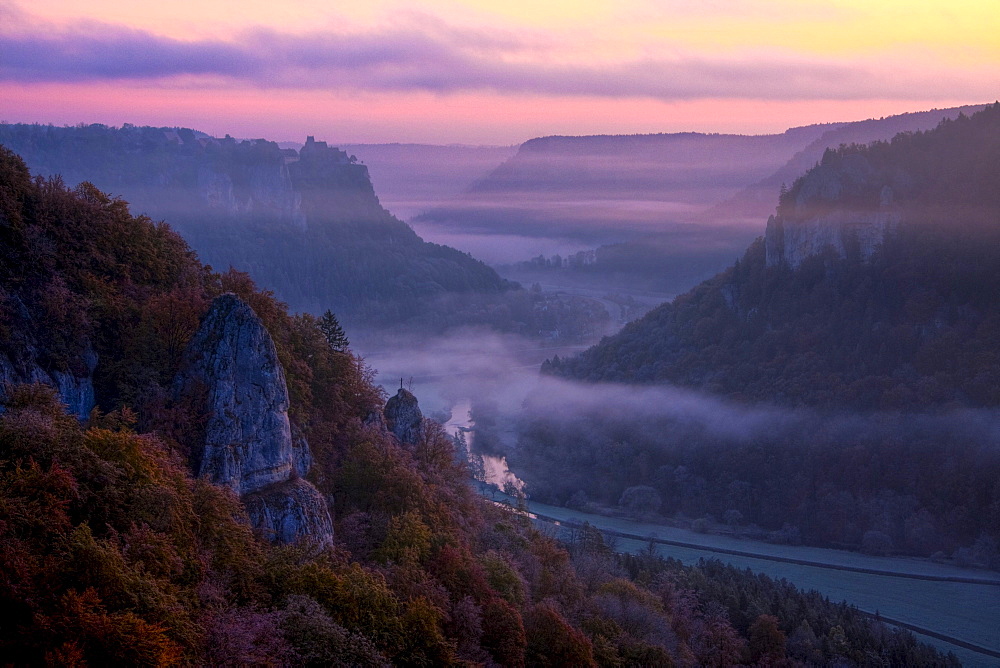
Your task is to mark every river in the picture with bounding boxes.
[487,491,1000,667]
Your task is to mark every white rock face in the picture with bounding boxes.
[766,157,900,270]
[178,293,295,494]
[176,293,333,545]
[0,344,97,419]
[244,478,334,548]
[766,206,900,268]
[196,163,306,229]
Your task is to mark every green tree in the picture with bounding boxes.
[319,310,350,352]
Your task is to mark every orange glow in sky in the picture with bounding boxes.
[1,0,997,143]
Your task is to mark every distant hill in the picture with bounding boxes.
[414,104,987,288]
[707,104,989,225]
[416,125,835,245]
[548,104,1000,410]
[0,124,509,326]
[469,128,832,202]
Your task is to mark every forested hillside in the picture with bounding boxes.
[0,148,958,665]
[708,104,987,225]
[516,105,1000,560]
[549,104,1000,409]
[0,124,510,326]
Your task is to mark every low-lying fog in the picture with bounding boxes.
[410,196,761,265]
[358,327,1000,494]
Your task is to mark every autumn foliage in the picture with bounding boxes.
[0,146,960,666]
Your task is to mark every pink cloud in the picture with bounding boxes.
[0,15,990,102]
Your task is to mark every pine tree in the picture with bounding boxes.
[319,310,350,352]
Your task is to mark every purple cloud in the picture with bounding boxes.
[0,16,988,101]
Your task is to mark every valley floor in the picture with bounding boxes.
[484,489,1000,667]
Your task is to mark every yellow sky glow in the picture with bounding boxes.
[18,0,1000,53]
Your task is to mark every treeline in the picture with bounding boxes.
[778,104,1000,218]
[189,212,510,322]
[506,404,1000,563]
[573,530,958,667]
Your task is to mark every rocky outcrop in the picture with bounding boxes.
[176,293,333,545]
[765,207,899,268]
[244,478,334,547]
[384,388,424,445]
[0,343,97,420]
[176,293,295,494]
[766,152,900,268]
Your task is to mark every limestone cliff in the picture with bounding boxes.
[176,293,295,494]
[0,296,97,420]
[176,293,333,545]
[0,347,97,419]
[765,153,900,268]
[384,388,424,445]
[197,162,306,229]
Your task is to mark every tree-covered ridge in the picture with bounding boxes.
[0,123,512,326]
[519,105,1000,559]
[0,123,612,341]
[774,105,1000,228]
[549,103,1000,410]
[507,398,1000,559]
[0,147,958,665]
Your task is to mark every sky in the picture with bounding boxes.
[1,0,997,144]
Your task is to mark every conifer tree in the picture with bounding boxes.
[319,310,350,352]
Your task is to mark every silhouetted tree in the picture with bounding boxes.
[319,310,350,352]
